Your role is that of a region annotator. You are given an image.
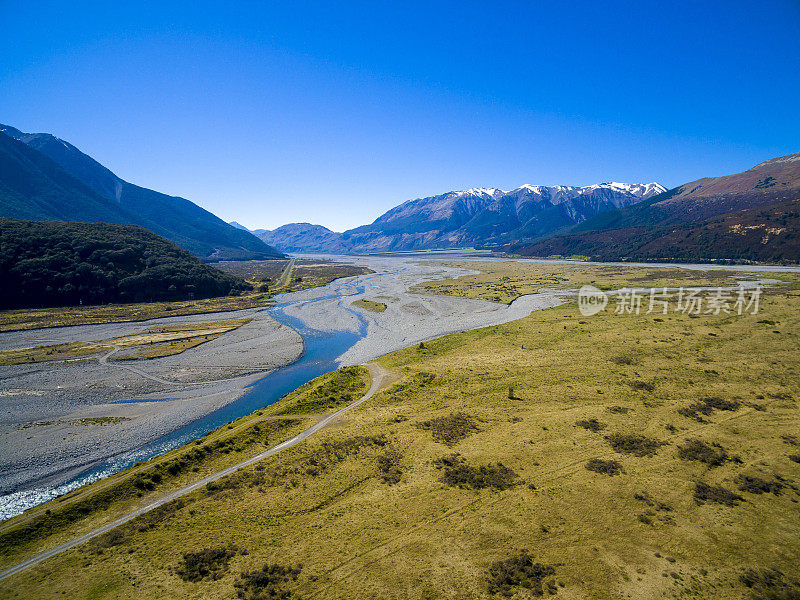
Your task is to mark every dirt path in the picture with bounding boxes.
[0,362,391,582]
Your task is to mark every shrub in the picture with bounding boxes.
[740,568,800,600]
[677,439,731,467]
[434,454,518,491]
[486,550,556,597]
[606,405,631,414]
[234,563,303,599]
[737,475,784,496]
[629,380,655,392]
[606,433,667,457]
[576,418,606,433]
[790,455,800,464]
[176,546,237,582]
[781,435,800,447]
[694,481,744,506]
[585,458,624,476]
[416,412,480,446]
[377,449,403,485]
[679,397,740,422]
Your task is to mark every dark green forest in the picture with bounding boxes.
[0,219,251,309]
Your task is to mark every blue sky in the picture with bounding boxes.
[1,1,799,231]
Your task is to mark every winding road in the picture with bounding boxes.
[0,361,392,582]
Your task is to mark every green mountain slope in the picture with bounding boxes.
[0,218,250,309]
[0,125,284,261]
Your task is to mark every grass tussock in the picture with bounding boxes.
[486,550,557,597]
[176,546,238,582]
[606,433,667,457]
[585,458,624,476]
[416,412,480,446]
[434,454,518,491]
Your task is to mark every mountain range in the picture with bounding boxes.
[255,182,665,254]
[519,152,800,262]
[0,124,283,261]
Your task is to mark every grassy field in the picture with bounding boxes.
[215,259,372,293]
[1,263,799,599]
[0,260,370,333]
[416,260,800,303]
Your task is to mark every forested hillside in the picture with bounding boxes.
[0,219,250,309]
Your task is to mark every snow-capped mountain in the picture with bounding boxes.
[261,181,665,254]
[337,181,666,252]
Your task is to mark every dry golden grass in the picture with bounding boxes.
[1,265,799,600]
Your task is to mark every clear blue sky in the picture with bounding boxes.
[1,1,799,231]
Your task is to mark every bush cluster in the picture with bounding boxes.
[606,433,667,457]
[416,412,481,446]
[235,563,303,600]
[176,546,237,582]
[678,397,740,422]
[486,550,557,596]
[434,454,518,491]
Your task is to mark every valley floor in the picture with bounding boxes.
[1,258,800,599]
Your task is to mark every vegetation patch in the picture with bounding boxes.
[678,396,741,422]
[736,475,784,496]
[740,568,800,600]
[606,433,667,457]
[575,418,606,432]
[0,218,250,309]
[434,454,518,491]
[606,405,631,414]
[694,482,744,506]
[486,550,557,597]
[416,412,481,446]
[234,563,303,599]
[677,439,737,467]
[585,458,624,476]
[351,299,387,312]
[376,448,403,485]
[633,491,674,525]
[276,366,370,415]
[176,546,238,582]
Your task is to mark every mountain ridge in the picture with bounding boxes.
[259,182,665,254]
[0,124,284,261]
[518,151,800,263]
